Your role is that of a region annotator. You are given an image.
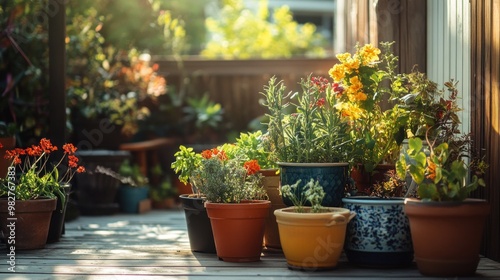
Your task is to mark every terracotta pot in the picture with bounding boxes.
[205,200,270,262]
[179,194,216,253]
[0,136,15,178]
[274,206,355,270]
[260,169,285,250]
[404,198,490,277]
[0,198,57,250]
[342,197,413,267]
[350,164,395,195]
[278,162,349,207]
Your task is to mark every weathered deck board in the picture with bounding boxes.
[1,210,500,279]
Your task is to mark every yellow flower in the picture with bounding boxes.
[335,102,364,120]
[354,91,368,101]
[347,76,363,94]
[329,64,346,82]
[360,44,381,65]
[344,57,360,71]
[336,52,351,63]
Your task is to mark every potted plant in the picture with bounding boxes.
[341,171,414,267]
[194,145,270,262]
[327,42,408,195]
[274,179,355,270]
[171,145,215,253]
[397,129,489,276]
[0,138,85,249]
[116,159,150,214]
[228,130,284,249]
[261,75,354,207]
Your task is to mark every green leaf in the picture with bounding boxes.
[409,165,424,184]
[418,183,438,200]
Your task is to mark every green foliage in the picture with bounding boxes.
[261,75,352,163]
[280,179,326,213]
[201,0,326,59]
[228,131,276,170]
[192,151,266,203]
[171,145,203,185]
[1,0,50,144]
[396,137,486,202]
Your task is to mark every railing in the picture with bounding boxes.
[154,57,338,133]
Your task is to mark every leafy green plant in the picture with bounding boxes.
[280,179,326,213]
[171,145,203,187]
[227,131,276,170]
[396,137,487,202]
[201,0,326,59]
[191,147,266,203]
[261,75,352,163]
[0,138,85,201]
[182,94,224,142]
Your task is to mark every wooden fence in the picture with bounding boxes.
[154,57,338,134]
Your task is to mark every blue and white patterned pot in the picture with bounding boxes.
[279,162,349,207]
[342,197,413,267]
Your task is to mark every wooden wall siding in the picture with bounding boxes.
[471,0,500,261]
[155,58,338,133]
[338,0,426,74]
[427,0,471,137]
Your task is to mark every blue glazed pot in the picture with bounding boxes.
[118,185,149,213]
[278,162,349,207]
[342,197,413,267]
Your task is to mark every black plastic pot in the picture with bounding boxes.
[179,194,216,253]
[47,184,71,243]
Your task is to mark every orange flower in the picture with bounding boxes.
[426,159,437,181]
[243,160,260,175]
[68,155,79,168]
[39,138,57,153]
[63,143,77,154]
[201,149,213,159]
[77,166,86,173]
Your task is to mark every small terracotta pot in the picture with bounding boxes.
[205,200,270,262]
[404,198,490,277]
[274,206,355,270]
[260,169,285,250]
[0,198,57,250]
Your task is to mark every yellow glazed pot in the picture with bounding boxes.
[274,206,355,270]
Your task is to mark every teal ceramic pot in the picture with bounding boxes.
[342,197,413,267]
[278,162,349,207]
[118,185,149,213]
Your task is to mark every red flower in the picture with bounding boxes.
[39,138,57,153]
[68,155,79,168]
[63,143,77,154]
[201,149,213,159]
[315,98,326,108]
[243,160,261,175]
[77,166,86,173]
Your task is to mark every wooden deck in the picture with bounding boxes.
[2,209,500,279]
